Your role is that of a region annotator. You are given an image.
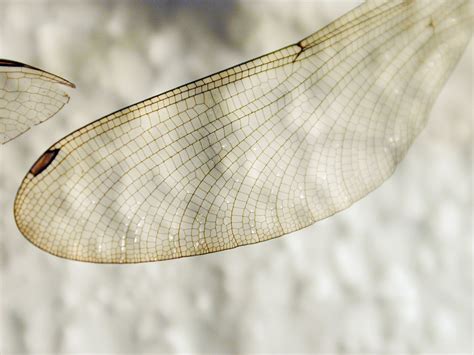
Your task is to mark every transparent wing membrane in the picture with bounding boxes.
[0,59,75,144]
[14,0,473,263]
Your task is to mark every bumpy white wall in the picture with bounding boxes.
[0,1,472,353]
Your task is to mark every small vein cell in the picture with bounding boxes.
[0,59,75,144]
[13,0,473,263]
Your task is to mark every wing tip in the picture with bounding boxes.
[0,58,76,88]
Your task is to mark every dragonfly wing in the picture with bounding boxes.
[0,59,75,144]
[14,0,473,263]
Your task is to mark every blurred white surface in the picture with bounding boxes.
[0,0,472,353]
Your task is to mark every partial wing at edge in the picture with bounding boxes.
[0,59,75,144]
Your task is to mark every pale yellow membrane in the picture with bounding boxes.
[14,0,473,263]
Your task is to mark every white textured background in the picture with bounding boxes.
[0,0,472,353]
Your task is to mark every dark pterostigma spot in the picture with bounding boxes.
[30,149,60,176]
